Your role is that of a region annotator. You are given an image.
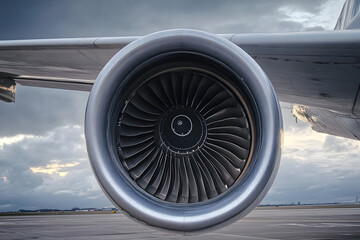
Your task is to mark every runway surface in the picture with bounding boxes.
[0,207,360,239]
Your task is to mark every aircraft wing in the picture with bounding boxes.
[0,36,138,91]
[1,30,360,139]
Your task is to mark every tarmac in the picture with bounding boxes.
[0,207,360,239]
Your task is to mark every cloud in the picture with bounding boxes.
[263,118,360,204]
[0,176,8,183]
[0,204,14,210]
[0,125,111,211]
[0,134,34,150]
[0,86,89,137]
[278,0,345,30]
[307,184,322,190]
[0,0,339,40]
[30,160,80,177]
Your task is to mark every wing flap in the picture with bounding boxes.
[293,104,360,140]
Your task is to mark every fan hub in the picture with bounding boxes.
[159,107,206,154]
[171,114,192,136]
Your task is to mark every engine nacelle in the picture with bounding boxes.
[85,29,282,233]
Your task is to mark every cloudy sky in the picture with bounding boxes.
[1,0,359,212]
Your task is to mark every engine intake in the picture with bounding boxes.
[85,29,282,233]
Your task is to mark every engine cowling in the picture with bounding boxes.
[85,29,282,233]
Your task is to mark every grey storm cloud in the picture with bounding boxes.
[0,125,111,211]
[263,109,360,204]
[1,0,330,40]
[264,137,360,204]
[0,86,89,137]
[1,0,357,211]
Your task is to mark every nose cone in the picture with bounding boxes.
[171,114,192,137]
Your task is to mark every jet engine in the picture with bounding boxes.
[85,29,282,233]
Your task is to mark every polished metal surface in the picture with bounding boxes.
[85,29,282,233]
[292,105,360,140]
[335,0,360,30]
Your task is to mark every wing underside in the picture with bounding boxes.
[1,30,360,139]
